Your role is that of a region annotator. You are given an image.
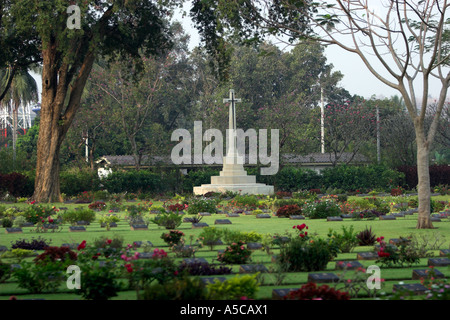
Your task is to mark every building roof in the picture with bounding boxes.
[97,152,369,168]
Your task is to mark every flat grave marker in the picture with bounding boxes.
[192,222,209,229]
[289,215,305,220]
[130,224,148,231]
[247,242,263,250]
[133,241,153,248]
[392,213,405,218]
[440,249,450,257]
[340,214,353,219]
[101,222,118,228]
[379,215,396,220]
[0,246,8,252]
[327,216,343,221]
[214,219,232,225]
[272,288,298,300]
[430,217,441,222]
[307,272,340,283]
[69,226,86,232]
[183,258,208,265]
[335,261,364,270]
[5,228,22,234]
[239,264,269,273]
[61,243,78,249]
[412,269,445,280]
[137,252,154,259]
[198,212,211,216]
[428,257,450,267]
[357,252,378,260]
[200,277,227,285]
[393,283,427,295]
[226,213,240,218]
[256,214,271,219]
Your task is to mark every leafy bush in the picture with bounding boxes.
[327,225,359,253]
[187,198,218,215]
[356,227,377,246]
[217,240,252,264]
[276,204,302,217]
[198,227,223,250]
[222,229,262,245]
[60,169,101,196]
[88,201,107,211]
[77,265,122,300]
[0,172,33,197]
[1,217,12,228]
[61,208,96,225]
[321,164,404,192]
[284,282,350,300]
[167,203,186,212]
[13,261,66,293]
[278,236,338,272]
[11,236,51,250]
[150,210,182,229]
[23,203,57,224]
[34,246,77,266]
[229,195,259,210]
[141,274,209,300]
[207,274,260,300]
[161,230,185,245]
[302,200,341,219]
[102,170,162,194]
[0,262,11,283]
[181,168,220,193]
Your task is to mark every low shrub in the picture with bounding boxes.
[303,200,341,219]
[150,210,182,229]
[161,230,185,246]
[278,234,338,272]
[284,282,350,300]
[77,265,122,300]
[61,208,96,225]
[217,240,252,264]
[327,225,359,253]
[187,198,218,215]
[88,201,107,211]
[34,246,78,266]
[141,275,208,300]
[276,204,302,217]
[356,227,377,246]
[198,227,223,250]
[207,274,260,300]
[11,236,51,250]
[177,261,232,276]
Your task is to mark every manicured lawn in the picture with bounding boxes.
[0,194,449,301]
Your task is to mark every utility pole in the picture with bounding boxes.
[321,87,325,154]
[376,105,381,163]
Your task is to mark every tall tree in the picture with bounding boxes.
[8,0,180,202]
[194,0,450,229]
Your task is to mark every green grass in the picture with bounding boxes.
[0,195,449,301]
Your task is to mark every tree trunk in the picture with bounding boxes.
[415,120,434,229]
[32,44,95,203]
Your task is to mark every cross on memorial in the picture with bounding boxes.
[223,89,241,157]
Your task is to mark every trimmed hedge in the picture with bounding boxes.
[397,165,450,189]
[0,172,34,197]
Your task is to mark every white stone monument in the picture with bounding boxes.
[193,89,274,196]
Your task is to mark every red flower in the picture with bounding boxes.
[106,239,112,245]
[77,240,87,251]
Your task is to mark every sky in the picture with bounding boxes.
[31,3,443,104]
